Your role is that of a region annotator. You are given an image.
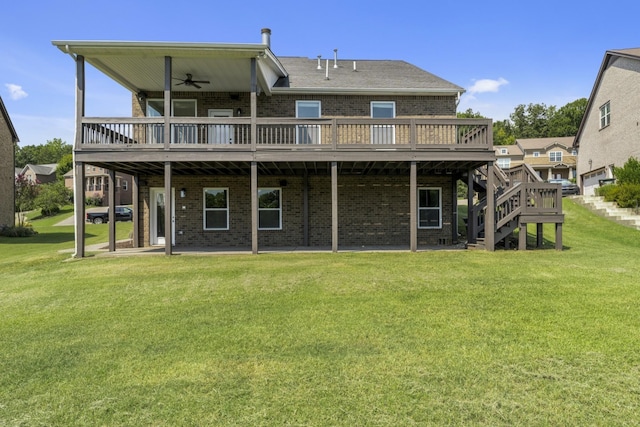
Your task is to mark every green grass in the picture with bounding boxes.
[1,200,640,425]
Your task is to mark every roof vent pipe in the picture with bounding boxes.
[333,49,338,68]
[326,59,329,80]
[353,61,357,72]
[317,55,322,70]
[261,28,271,47]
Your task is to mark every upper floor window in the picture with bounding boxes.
[497,158,511,169]
[600,101,611,129]
[121,180,128,191]
[296,101,321,144]
[533,152,540,157]
[371,101,396,144]
[549,151,562,162]
[500,148,508,154]
[146,99,197,143]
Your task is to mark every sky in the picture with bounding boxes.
[2,0,640,147]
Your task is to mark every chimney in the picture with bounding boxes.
[261,28,271,47]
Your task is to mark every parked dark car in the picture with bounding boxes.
[86,206,133,224]
[548,179,580,196]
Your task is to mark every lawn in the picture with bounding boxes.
[1,200,639,425]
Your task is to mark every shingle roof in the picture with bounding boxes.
[275,57,464,94]
[516,137,575,150]
[23,164,58,176]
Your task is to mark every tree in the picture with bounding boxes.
[14,174,39,226]
[56,153,74,181]
[15,138,72,168]
[548,98,587,137]
[493,119,515,145]
[510,103,556,138]
[34,181,72,217]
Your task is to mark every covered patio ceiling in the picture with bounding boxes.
[83,159,485,178]
[52,40,287,95]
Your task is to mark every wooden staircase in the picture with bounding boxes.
[467,164,564,250]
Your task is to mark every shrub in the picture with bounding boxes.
[613,183,640,209]
[596,184,618,200]
[34,182,72,217]
[613,157,640,185]
[0,225,38,237]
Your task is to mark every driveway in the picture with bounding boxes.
[55,207,104,226]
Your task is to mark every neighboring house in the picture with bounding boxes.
[64,165,133,206]
[0,96,19,227]
[494,144,524,171]
[514,137,577,181]
[574,48,640,196]
[20,163,58,184]
[54,29,563,256]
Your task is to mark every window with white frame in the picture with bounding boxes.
[418,187,442,229]
[500,148,508,154]
[549,151,562,162]
[600,101,610,129]
[258,188,282,230]
[121,180,128,191]
[497,158,511,169]
[203,188,229,230]
[146,99,197,143]
[296,100,321,144]
[371,101,395,144]
[533,151,540,157]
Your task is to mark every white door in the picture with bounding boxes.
[150,187,175,246]
[208,109,234,144]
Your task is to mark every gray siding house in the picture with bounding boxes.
[54,29,562,256]
[0,96,19,228]
[574,48,640,196]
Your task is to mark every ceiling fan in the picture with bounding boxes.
[173,73,210,89]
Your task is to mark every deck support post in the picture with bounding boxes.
[108,169,116,252]
[536,223,544,248]
[74,161,85,258]
[251,161,258,254]
[303,172,309,246]
[331,161,338,252]
[132,175,139,248]
[485,161,496,251]
[519,222,527,250]
[410,161,417,252]
[164,161,172,256]
[467,168,475,244]
[555,223,563,250]
[73,54,85,258]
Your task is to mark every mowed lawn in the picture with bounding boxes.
[1,200,639,426]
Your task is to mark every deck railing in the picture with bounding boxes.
[79,117,492,149]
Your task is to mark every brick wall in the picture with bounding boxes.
[138,173,455,248]
[0,117,14,227]
[132,92,457,118]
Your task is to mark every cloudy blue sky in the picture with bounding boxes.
[2,0,639,146]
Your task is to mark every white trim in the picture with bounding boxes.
[371,101,396,144]
[417,187,442,229]
[203,188,229,230]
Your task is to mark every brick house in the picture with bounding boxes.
[0,96,19,228]
[64,165,133,206]
[54,29,563,256]
[495,137,576,181]
[574,48,640,196]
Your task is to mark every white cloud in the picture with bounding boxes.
[468,77,509,95]
[5,83,28,100]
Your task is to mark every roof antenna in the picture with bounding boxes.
[317,55,322,70]
[333,49,338,68]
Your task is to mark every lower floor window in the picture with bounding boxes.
[203,188,229,230]
[418,187,442,229]
[258,188,282,230]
